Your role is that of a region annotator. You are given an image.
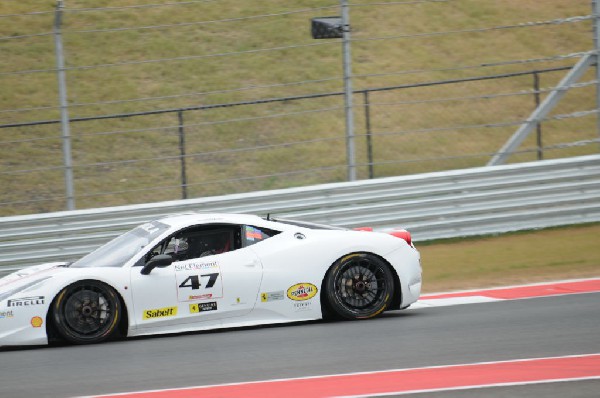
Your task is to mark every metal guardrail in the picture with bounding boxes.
[1,155,599,273]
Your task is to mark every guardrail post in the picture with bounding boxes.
[177,110,188,199]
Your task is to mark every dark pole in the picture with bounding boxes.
[363,91,374,179]
[341,0,356,181]
[54,0,75,210]
[594,0,600,143]
[533,72,543,160]
[178,110,188,199]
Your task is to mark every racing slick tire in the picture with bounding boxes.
[51,280,122,344]
[324,253,394,320]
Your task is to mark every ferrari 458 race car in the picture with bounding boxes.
[0,213,421,346]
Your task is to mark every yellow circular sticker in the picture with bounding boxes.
[31,316,43,328]
[287,283,318,301]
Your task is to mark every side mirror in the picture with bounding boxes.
[141,254,173,275]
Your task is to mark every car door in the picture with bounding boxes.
[129,224,263,331]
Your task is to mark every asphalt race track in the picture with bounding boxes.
[0,283,599,398]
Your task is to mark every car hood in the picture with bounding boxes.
[0,262,69,294]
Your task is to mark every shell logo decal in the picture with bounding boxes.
[287,283,318,301]
[30,316,43,328]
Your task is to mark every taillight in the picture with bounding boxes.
[389,229,412,246]
[353,227,374,231]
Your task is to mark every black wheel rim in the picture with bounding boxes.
[333,257,389,314]
[62,285,115,338]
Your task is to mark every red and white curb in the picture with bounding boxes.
[82,278,600,398]
[412,277,600,308]
[84,353,600,398]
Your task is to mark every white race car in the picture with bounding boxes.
[0,213,421,346]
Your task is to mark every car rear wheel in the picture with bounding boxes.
[51,280,121,344]
[325,253,394,320]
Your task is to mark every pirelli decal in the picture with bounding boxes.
[7,296,45,307]
[143,306,178,320]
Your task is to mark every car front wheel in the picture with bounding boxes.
[51,280,122,344]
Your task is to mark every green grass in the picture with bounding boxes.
[418,223,600,293]
[0,0,597,215]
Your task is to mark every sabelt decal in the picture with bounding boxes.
[143,306,178,320]
[189,302,217,313]
[30,316,43,328]
[7,296,45,307]
[287,283,318,301]
[261,291,285,302]
[0,310,14,319]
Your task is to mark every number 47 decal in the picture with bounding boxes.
[179,273,219,290]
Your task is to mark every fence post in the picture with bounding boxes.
[363,91,374,179]
[594,0,600,141]
[54,0,75,210]
[533,72,543,160]
[341,0,356,181]
[178,110,188,199]
[487,55,594,166]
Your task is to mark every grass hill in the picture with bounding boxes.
[0,0,596,215]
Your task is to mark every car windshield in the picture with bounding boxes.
[71,221,170,268]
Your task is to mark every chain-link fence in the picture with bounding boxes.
[1,0,598,216]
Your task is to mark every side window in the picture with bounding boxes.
[172,226,239,261]
[243,225,280,247]
[142,224,241,264]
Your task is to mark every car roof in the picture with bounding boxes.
[154,212,346,232]
[156,213,265,229]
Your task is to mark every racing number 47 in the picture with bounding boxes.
[179,273,219,290]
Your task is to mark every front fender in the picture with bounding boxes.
[0,294,52,346]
